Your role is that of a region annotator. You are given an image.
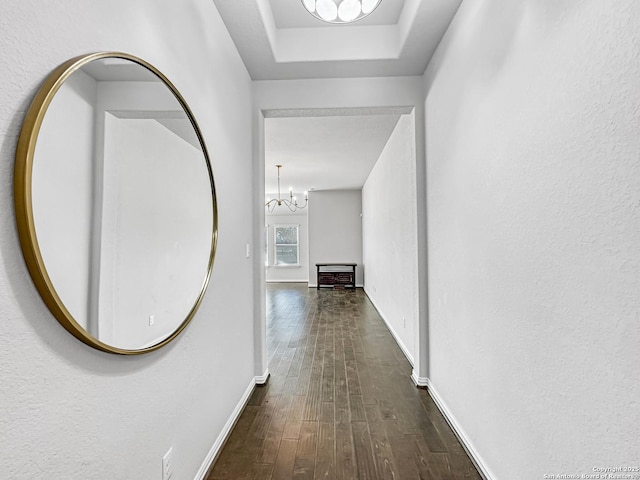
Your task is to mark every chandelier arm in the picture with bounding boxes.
[265,164,308,212]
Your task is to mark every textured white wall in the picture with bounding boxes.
[265,213,309,283]
[424,0,640,478]
[362,113,419,364]
[308,190,363,287]
[0,1,255,479]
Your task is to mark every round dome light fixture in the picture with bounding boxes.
[301,0,383,24]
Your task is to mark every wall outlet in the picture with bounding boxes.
[149,314,155,326]
[162,447,173,480]
[246,242,251,258]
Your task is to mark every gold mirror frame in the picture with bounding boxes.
[14,52,218,355]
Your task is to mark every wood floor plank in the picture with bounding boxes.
[320,361,335,403]
[292,457,315,480]
[208,284,482,480]
[220,405,259,452]
[355,358,378,406]
[318,401,334,423]
[273,438,298,480]
[247,384,269,406]
[250,401,276,443]
[282,394,306,440]
[351,421,378,479]
[314,420,335,480]
[447,442,483,480]
[365,405,400,480]
[302,326,325,421]
[259,393,294,463]
[335,421,356,479]
[382,422,422,480]
[292,421,318,479]
[250,463,274,480]
[349,394,366,422]
[334,336,350,425]
[415,435,455,480]
[344,341,362,396]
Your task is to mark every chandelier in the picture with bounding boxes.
[301,0,382,24]
[265,165,308,213]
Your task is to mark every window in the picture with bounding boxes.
[274,225,299,266]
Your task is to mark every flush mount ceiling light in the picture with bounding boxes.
[301,0,383,24]
[265,165,308,213]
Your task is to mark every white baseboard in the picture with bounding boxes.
[363,288,415,366]
[255,369,270,385]
[426,380,496,480]
[194,373,267,480]
[411,370,429,387]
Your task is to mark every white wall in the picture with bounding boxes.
[265,211,309,283]
[308,190,363,287]
[424,0,640,478]
[0,1,255,479]
[362,113,418,364]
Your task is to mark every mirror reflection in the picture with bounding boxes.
[25,55,216,352]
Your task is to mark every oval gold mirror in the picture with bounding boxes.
[15,52,218,354]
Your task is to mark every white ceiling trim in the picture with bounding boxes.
[256,0,278,47]
[275,26,399,63]
[397,0,421,46]
[257,0,413,63]
[262,106,414,118]
[212,0,463,79]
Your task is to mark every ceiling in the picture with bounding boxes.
[265,113,403,196]
[211,0,461,200]
[212,0,463,80]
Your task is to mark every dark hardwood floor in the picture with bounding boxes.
[208,283,481,480]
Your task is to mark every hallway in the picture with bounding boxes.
[209,284,481,479]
